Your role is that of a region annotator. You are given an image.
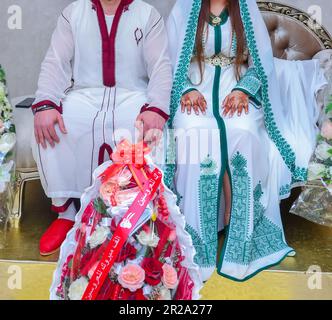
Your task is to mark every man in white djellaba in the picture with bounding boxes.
[31,0,172,256]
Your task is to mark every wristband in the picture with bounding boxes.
[32,105,55,115]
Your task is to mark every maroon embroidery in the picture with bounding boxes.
[91,0,134,87]
[134,28,143,46]
[140,104,170,121]
[98,143,113,165]
[52,198,74,214]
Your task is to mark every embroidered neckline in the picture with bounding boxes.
[209,8,229,27]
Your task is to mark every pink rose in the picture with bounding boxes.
[321,120,332,140]
[118,264,145,292]
[161,264,178,289]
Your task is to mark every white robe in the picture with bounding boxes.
[31,0,173,199]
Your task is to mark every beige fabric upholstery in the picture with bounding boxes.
[262,12,325,60]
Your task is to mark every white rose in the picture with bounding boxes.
[136,230,160,248]
[88,225,110,249]
[68,277,89,300]
[315,141,332,161]
[158,286,171,300]
[308,163,326,180]
[0,133,16,154]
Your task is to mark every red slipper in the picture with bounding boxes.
[39,219,75,256]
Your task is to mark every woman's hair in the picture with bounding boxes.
[195,0,246,83]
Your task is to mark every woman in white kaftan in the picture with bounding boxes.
[31,0,172,206]
[165,0,327,282]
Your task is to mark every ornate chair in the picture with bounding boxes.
[10,1,332,225]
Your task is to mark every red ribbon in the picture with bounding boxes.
[82,168,162,300]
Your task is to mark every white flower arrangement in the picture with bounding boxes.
[291,94,332,227]
[68,277,89,300]
[136,230,160,248]
[307,97,332,188]
[0,65,16,245]
[88,225,110,249]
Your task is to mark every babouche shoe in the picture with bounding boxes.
[39,219,75,256]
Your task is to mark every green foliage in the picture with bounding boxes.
[93,197,108,216]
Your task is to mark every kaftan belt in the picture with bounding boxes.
[205,53,235,67]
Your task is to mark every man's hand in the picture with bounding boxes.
[222,90,249,117]
[34,109,67,149]
[181,90,207,115]
[135,111,166,146]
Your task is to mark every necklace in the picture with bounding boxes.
[209,7,229,26]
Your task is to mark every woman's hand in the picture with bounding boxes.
[181,90,207,115]
[222,90,249,117]
[34,109,67,149]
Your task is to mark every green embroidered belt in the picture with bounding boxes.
[205,53,235,68]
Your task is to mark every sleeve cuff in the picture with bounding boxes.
[232,87,262,106]
[31,100,63,114]
[182,88,198,96]
[232,67,262,106]
[140,104,169,121]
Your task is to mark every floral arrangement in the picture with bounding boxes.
[291,96,332,226]
[51,140,201,300]
[0,65,15,190]
[0,65,16,244]
[307,98,332,189]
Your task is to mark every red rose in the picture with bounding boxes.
[135,288,147,300]
[117,288,147,300]
[115,243,137,263]
[141,257,163,286]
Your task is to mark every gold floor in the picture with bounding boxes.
[0,180,332,300]
[0,262,331,300]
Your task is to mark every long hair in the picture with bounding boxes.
[194,0,246,83]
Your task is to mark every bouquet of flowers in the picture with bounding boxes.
[50,140,202,300]
[291,95,332,227]
[0,65,16,248]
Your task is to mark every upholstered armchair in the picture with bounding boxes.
[10,1,332,225]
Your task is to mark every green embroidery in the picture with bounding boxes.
[279,184,290,197]
[249,182,289,261]
[238,0,307,184]
[169,0,201,125]
[224,152,251,257]
[233,67,262,105]
[164,0,202,189]
[185,156,219,267]
[224,152,288,265]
